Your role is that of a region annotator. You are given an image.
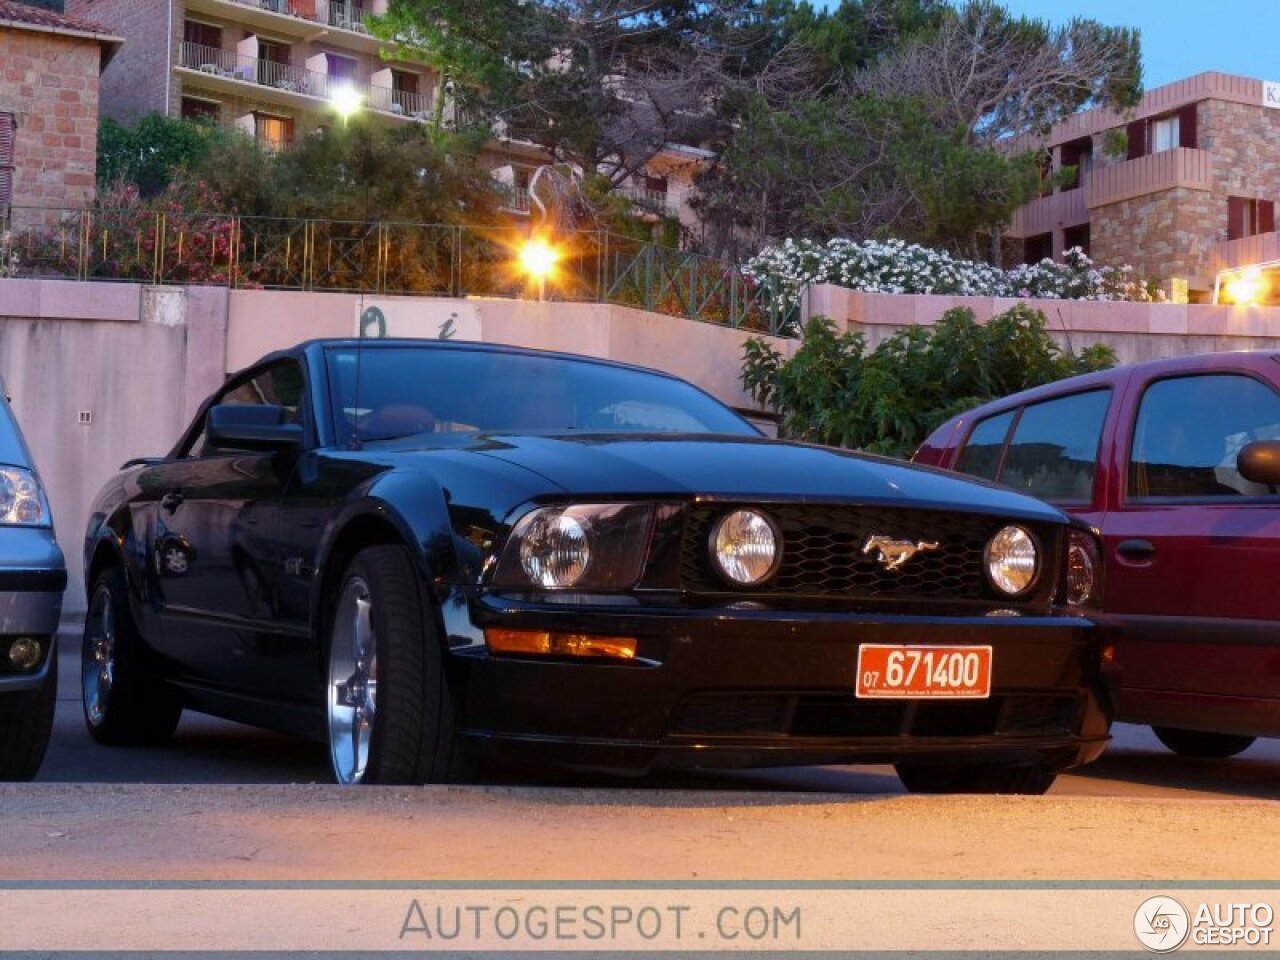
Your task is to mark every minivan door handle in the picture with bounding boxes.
[1116,539,1156,560]
[160,492,185,513]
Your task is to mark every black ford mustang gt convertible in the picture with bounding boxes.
[82,339,1113,793]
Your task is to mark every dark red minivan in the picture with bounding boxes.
[916,351,1280,758]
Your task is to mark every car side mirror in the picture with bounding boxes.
[1237,440,1280,486]
[206,404,303,453]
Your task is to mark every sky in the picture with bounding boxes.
[995,0,1275,88]
[816,0,1278,89]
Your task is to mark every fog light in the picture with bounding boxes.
[485,629,637,660]
[8,637,43,672]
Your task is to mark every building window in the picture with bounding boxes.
[1063,223,1091,256]
[0,112,14,211]
[1227,197,1276,241]
[183,19,222,51]
[181,97,220,123]
[390,69,419,114]
[1058,137,1092,190]
[254,113,293,152]
[1023,233,1052,264]
[1151,114,1179,153]
[256,39,293,87]
[326,53,357,81]
[1126,103,1198,160]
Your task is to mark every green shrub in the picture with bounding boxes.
[743,305,1115,458]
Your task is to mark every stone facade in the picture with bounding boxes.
[1091,187,1218,283]
[1008,73,1280,298]
[0,6,120,209]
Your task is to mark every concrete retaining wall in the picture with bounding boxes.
[802,285,1280,363]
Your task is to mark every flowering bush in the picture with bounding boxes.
[746,238,1162,311]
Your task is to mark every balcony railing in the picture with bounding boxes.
[210,0,371,36]
[622,185,675,217]
[0,209,798,336]
[179,41,433,120]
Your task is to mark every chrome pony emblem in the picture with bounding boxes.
[862,535,940,571]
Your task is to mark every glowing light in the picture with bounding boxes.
[519,237,560,280]
[1223,266,1266,306]
[330,85,363,122]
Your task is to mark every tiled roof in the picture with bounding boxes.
[0,0,120,40]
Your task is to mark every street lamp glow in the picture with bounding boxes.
[1224,266,1266,306]
[330,85,363,124]
[519,238,559,280]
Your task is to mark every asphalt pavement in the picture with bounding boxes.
[36,625,1280,800]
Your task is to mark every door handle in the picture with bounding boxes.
[160,492,185,512]
[1116,538,1156,559]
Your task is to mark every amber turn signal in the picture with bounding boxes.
[485,629,637,660]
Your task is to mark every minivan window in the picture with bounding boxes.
[999,390,1111,502]
[956,410,1016,481]
[1129,374,1280,498]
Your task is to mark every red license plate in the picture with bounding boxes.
[855,645,992,699]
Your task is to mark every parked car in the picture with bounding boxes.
[83,339,1112,792]
[0,378,66,780]
[915,350,1280,759]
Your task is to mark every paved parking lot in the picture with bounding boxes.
[7,631,1278,882]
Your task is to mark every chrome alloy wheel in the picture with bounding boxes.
[328,577,378,784]
[83,585,116,727]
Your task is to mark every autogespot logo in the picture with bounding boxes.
[1134,896,1191,953]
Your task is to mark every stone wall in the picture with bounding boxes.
[1202,98,1280,202]
[0,29,102,207]
[1090,186,1217,283]
[66,0,177,122]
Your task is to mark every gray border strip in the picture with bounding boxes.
[0,879,1277,889]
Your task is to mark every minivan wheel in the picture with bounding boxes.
[0,645,57,780]
[1152,726,1256,759]
[325,545,471,785]
[82,569,182,746]
[895,762,1058,795]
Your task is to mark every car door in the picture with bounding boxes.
[152,359,312,695]
[1099,369,1280,719]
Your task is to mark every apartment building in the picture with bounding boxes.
[0,0,121,209]
[66,0,439,150]
[1006,72,1280,300]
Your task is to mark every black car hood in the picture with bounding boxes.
[451,433,1065,524]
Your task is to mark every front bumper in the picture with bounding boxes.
[0,527,66,695]
[449,595,1116,774]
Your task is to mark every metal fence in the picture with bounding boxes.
[0,208,797,335]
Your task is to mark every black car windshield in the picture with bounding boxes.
[325,346,759,443]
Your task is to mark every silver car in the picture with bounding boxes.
[0,378,65,780]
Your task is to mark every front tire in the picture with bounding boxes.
[82,569,182,746]
[1152,726,1256,759]
[0,644,57,781]
[895,762,1057,795]
[325,545,469,785]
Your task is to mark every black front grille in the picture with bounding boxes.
[671,692,1083,740]
[680,504,1057,604]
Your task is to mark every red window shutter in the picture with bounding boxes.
[0,113,14,209]
[1126,119,1147,159]
[1178,103,1199,149]
[1228,197,1247,241]
[1261,200,1276,235]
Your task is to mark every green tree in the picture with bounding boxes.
[742,305,1114,457]
[97,114,229,196]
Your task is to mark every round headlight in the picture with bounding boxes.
[710,510,781,586]
[519,512,590,588]
[985,525,1039,596]
[1065,534,1097,606]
